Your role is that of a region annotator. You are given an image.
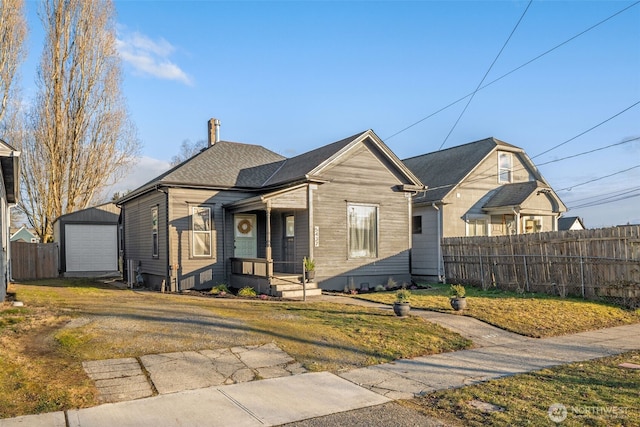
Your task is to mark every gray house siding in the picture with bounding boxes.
[313,144,412,291]
[122,191,167,289]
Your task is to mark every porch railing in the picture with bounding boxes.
[230,257,273,278]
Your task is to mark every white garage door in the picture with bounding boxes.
[65,224,117,272]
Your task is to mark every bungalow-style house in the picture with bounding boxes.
[10,226,40,243]
[558,216,586,231]
[0,139,20,303]
[403,137,566,282]
[117,122,423,296]
[53,203,121,277]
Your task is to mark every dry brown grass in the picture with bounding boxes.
[0,279,471,418]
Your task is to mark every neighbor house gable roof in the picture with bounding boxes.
[403,137,541,203]
[558,216,585,230]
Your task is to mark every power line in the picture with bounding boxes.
[384,1,640,142]
[556,164,640,192]
[569,190,640,210]
[438,1,533,150]
[536,136,640,167]
[531,102,640,159]
[567,185,640,206]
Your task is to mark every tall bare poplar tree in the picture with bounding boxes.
[21,0,140,242]
[0,0,27,125]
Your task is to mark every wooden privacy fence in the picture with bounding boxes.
[442,225,640,307]
[11,242,59,280]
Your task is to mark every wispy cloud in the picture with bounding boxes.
[116,30,193,85]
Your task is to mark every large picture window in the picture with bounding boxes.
[151,206,159,258]
[192,206,212,257]
[348,204,378,258]
[498,152,513,183]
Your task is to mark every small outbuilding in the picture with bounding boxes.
[53,203,121,277]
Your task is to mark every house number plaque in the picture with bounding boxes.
[314,226,319,247]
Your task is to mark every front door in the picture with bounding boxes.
[283,215,295,273]
[234,214,257,258]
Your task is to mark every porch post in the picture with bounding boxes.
[265,204,272,261]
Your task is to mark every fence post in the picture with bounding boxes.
[523,254,529,292]
[580,255,585,299]
[478,248,485,290]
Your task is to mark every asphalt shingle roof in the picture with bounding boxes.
[402,137,520,203]
[483,181,546,208]
[264,131,368,186]
[146,141,287,189]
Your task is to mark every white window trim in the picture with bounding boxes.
[498,152,513,183]
[465,215,490,237]
[347,203,379,259]
[191,206,212,258]
[151,206,159,258]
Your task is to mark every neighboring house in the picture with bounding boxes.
[403,137,566,282]
[117,122,423,295]
[558,216,586,231]
[0,139,20,303]
[53,203,121,277]
[10,226,40,243]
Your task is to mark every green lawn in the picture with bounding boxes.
[356,283,640,337]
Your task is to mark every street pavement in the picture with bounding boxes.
[1,295,638,427]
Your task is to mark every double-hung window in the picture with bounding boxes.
[498,152,513,183]
[192,206,212,257]
[348,204,378,258]
[151,206,159,258]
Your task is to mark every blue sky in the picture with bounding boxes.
[21,0,640,227]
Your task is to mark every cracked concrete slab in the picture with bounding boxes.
[84,343,308,403]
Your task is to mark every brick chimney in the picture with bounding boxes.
[207,118,221,146]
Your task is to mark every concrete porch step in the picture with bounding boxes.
[272,282,323,298]
[272,282,319,292]
[270,274,303,286]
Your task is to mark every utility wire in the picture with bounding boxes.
[531,101,640,159]
[438,1,533,150]
[385,1,640,142]
[567,186,640,206]
[556,164,640,192]
[535,136,640,167]
[570,190,640,210]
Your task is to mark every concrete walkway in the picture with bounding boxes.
[1,296,639,427]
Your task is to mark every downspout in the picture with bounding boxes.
[432,202,444,283]
[156,186,172,291]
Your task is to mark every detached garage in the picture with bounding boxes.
[53,203,121,277]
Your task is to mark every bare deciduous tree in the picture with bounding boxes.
[19,0,141,242]
[0,0,27,125]
[170,139,207,166]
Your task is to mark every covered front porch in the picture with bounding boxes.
[224,183,322,298]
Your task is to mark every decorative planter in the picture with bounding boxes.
[450,297,467,311]
[306,271,315,283]
[393,302,411,317]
